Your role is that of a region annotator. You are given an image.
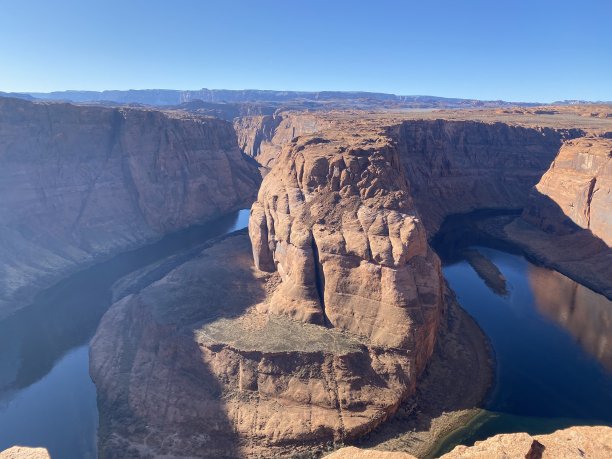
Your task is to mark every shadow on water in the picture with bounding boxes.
[0,209,250,458]
[430,210,612,456]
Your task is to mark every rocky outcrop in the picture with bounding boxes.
[327,426,612,458]
[522,136,611,245]
[91,232,421,458]
[249,128,443,366]
[0,447,50,459]
[92,120,445,457]
[0,97,260,317]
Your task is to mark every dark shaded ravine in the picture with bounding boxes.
[0,209,250,458]
[430,210,612,456]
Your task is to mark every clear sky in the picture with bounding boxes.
[0,0,610,102]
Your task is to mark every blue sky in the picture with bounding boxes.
[0,0,610,102]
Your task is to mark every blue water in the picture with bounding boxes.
[0,209,250,458]
[434,246,612,455]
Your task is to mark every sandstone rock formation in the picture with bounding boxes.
[92,119,446,457]
[0,447,50,459]
[0,97,260,316]
[249,127,443,369]
[393,120,575,232]
[91,232,428,457]
[326,426,612,458]
[88,107,612,457]
[522,136,611,245]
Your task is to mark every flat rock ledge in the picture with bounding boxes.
[326,425,612,458]
[0,447,50,459]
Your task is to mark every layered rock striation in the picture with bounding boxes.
[393,120,578,232]
[88,108,612,457]
[0,97,260,316]
[249,128,443,368]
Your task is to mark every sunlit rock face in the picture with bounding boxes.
[249,128,443,366]
[0,97,260,316]
[327,426,612,459]
[528,264,612,371]
[523,136,612,246]
[0,446,51,459]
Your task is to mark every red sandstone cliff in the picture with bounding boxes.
[0,98,260,316]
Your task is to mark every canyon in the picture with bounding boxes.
[0,95,611,458]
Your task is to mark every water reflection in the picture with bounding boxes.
[432,247,612,456]
[0,209,250,458]
[529,265,612,371]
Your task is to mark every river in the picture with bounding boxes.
[430,214,612,455]
[0,209,250,458]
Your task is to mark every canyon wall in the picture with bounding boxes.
[522,136,611,245]
[506,135,612,298]
[392,120,577,232]
[0,98,260,316]
[88,110,612,456]
[233,112,332,169]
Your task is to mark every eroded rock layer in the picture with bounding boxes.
[89,108,612,457]
[0,97,260,316]
[249,127,443,369]
[393,120,577,232]
[327,425,612,458]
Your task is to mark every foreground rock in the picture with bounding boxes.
[327,426,612,458]
[0,97,260,316]
[0,447,50,459]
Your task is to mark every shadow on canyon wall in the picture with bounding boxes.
[0,212,244,400]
